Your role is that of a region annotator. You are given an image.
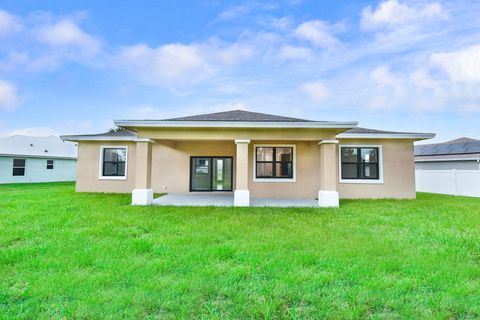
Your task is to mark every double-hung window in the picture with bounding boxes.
[13,159,26,176]
[340,146,382,182]
[100,147,127,179]
[46,159,54,170]
[255,146,294,180]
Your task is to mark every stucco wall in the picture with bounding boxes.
[0,156,76,184]
[75,137,417,199]
[75,141,136,193]
[151,140,236,193]
[336,139,416,199]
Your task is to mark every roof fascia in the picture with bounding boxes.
[113,120,358,129]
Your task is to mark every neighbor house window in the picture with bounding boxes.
[255,146,294,180]
[340,146,381,181]
[46,159,54,170]
[99,147,127,178]
[13,159,26,176]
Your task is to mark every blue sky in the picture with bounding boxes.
[1,0,479,143]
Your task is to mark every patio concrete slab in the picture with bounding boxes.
[152,193,318,207]
[153,193,234,206]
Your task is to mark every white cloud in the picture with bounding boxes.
[410,68,439,89]
[278,45,312,61]
[0,80,19,111]
[0,10,21,36]
[301,81,331,101]
[360,0,446,31]
[369,65,400,87]
[117,43,208,86]
[430,44,480,82]
[37,19,101,56]
[294,20,342,49]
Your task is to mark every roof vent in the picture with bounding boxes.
[30,143,33,146]
[44,149,48,153]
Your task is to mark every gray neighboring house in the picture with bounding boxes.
[0,135,78,184]
[415,137,480,170]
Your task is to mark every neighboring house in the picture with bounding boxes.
[61,110,434,207]
[415,137,480,197]
[0,135,77,184]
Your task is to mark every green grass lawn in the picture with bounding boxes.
[1,183,479,319]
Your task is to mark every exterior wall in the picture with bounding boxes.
[75,141,136,193]
[337,139,416,199]
[74,135,418,199]
[0,156,76,184]
[248,141,320,198]
[151,140,236,193]
[415,160,480,171]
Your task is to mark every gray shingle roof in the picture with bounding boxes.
[415,137,480,156]
[164,110,311,122]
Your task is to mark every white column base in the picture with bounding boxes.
[234,190,250,207]
[132,188,153,205]
[318,190,339,208]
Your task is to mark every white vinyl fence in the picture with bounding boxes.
[415,169,480,197]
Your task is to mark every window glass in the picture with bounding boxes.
[361,148,377,163]
[341,163,358,179]
[13,158,26,176]
[47,159,54,170]
[341,147,380,180]
[256,163,273,177]
[275,147,292,161]
[102,148,127,177]
[13,159,25,167]
[341,148,357,162]
[275,162,292,178]
[255,146,293,179]
[256,147,274,161]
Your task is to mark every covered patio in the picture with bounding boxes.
[153,193,318,207]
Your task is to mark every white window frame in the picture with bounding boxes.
[98,146,128,180]
[253,144,296,183]
[338,144,384,184]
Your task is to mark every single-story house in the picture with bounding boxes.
[61,110,435,207]
[414,137,480,198]
[0,135,77,184]
[415,137,480,170]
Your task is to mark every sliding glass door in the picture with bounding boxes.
[190,157,233,191]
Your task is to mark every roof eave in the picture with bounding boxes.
[113,120,359,129]
[0,153,77,159]
[60,135,137,142]
[336,133,436,141]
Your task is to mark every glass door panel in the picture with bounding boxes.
[191,157,211,191]
[212,158,232,191]
[190,157,232,191]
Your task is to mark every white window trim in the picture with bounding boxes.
[98,146,128,180]
[253,144,296,183]
[338,144,384,184]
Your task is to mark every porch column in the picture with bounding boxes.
[132,138,155,205]
[318,140,339,207]
[234,139,250,206]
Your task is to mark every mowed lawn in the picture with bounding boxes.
[1,183,479,319]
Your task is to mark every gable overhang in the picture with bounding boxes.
[337,132,436,141]
[114,120,358,130]
[60,135,137,142]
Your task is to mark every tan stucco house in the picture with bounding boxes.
[61,110,434,207]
